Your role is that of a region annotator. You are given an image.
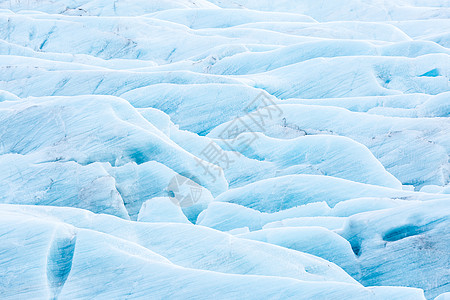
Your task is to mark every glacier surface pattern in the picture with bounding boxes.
[0,0,449,299]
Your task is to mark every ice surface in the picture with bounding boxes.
[339,199,450,299]
[0,95,228,196]
[0,154,130,218]
[214,174,450,213]
[238,226,360,276]
[209,104,450,187]
[0,0,449,298]
[137,197,191,223]
[263,217,347,231]
[436,293,450,300]
[213,133,402,188]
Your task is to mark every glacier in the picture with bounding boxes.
[0,0,449,299]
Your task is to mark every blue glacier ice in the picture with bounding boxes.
[0,0,449,299]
